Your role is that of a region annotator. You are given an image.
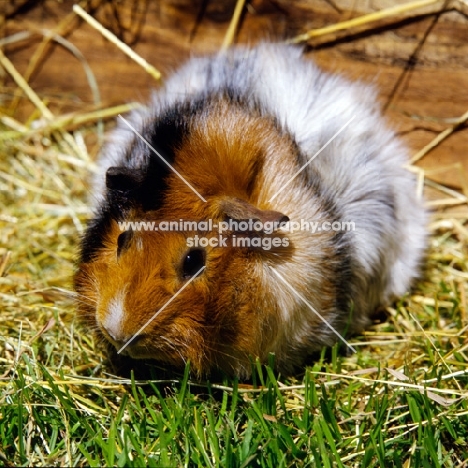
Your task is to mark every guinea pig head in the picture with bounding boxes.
[74,199,291,377]
[76,223,208,371]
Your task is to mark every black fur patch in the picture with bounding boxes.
[117,105,191,211]
[77,202,122,264]
[106,166,144,192]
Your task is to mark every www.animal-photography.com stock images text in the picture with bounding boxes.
[1,1,468,466]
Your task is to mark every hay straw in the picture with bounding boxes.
[73,5,161,81]
[8,9,79,113]
[0,47,88,159]
[424,163,468,197]
[287,0,440,43]
[410,108,468,164]
[0,31,31,46]
[43,31,101,107]
[0,48,53,120]
[0,103,140,141]
[424,178,468,202]
[427,198,467,207]
[221,0,248,50]
[0,251,11,277]
[0,115,27,132]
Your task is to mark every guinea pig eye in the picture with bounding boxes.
[182,249,205,279]
[117,230,133,257]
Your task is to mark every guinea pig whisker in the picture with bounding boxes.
[159,335,177,351]
[74,295,98,307]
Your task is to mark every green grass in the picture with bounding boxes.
[1,321,467,466]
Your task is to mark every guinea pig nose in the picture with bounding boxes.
[102,325,139,346]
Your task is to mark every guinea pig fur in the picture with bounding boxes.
[74,43,426,378]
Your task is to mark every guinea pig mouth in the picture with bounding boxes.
[100,326,185,363]
[107,340,148,359]
[110,340,180,363]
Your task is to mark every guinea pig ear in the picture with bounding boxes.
[106,167,144,192]
[219,197,289,226]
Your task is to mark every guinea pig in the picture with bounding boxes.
[74,43,426,378]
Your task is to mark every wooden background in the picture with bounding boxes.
[2,0,468,201]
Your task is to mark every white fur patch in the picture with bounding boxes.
[103,290,126,341]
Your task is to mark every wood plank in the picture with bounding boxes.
[2,0,467,193]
